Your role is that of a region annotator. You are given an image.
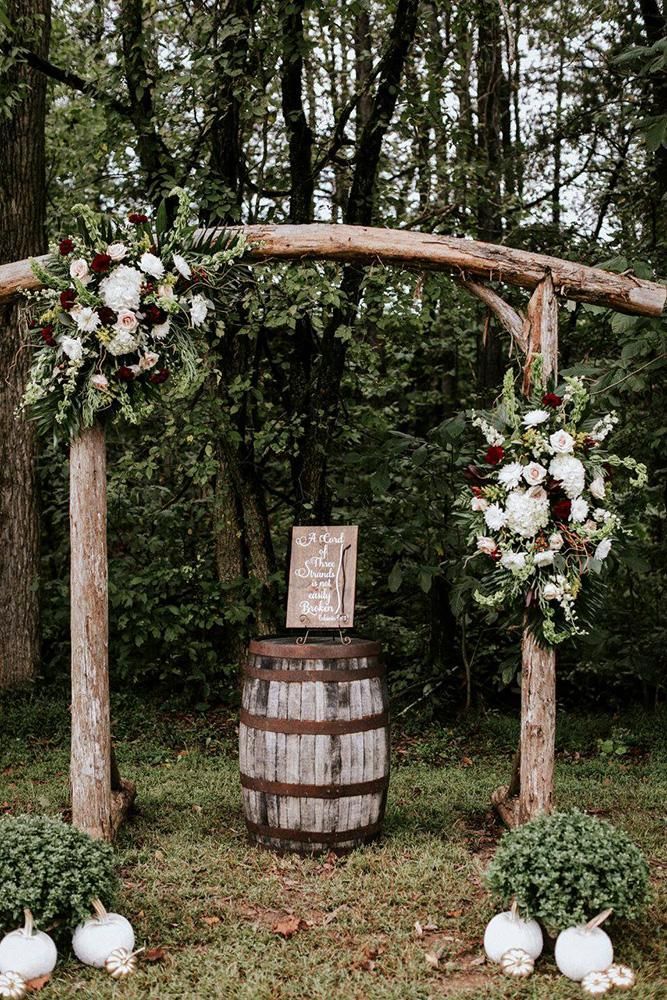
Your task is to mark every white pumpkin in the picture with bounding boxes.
[607,964,635,990]
[581,970,611,995]
[0,910,57,981]
[500,948,534,978]
[72,898,135,968]
[554,909,614,982]
[483,900,543,963]
[0,971,27,1000]
[105,947,143,979]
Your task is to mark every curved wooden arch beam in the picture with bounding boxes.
[0,223,665,316]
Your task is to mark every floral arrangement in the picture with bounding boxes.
[22,189,247,440]
[460,362,647,645]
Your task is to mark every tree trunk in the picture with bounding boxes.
[0,0,50,688]
[70,424,112,840]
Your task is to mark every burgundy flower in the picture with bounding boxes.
[143,304,167,325]
[583,436,599,451]
[59,288,77,310]
[128,212,148,224]
[551,498,571,521]
[140,281,155,296]
[28,318,39,330]
[91,252,112,274]
[115,366,136,382]
[58,237,74,256]
[485,445,504,465]
[470,485,483,497]
[40,324,56,347]
[542,392,562,408]
[97,306,117,326]
[149,369,170,385]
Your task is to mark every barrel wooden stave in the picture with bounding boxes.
[239,640,389,853]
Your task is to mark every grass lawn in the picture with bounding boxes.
[1,689,666,999]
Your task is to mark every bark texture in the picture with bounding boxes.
[0,0,50,688]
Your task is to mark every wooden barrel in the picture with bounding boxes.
[239,637,390,853]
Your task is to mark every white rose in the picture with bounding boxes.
[71,305,100,334]
[471,496,488,512]
[522,409,550,427]
[99,265,144,312]
[534,550,554,567]
[549,429,575,454]
[139,252,165,279]
[570,497,589,523]
[107,330,138,356]
[151,320,170,340]
[543,581,561,600]
[91,373,109,391]
[549,532,564,550]
[594,538,612,561]
[69,258,91,285]
[190,293,209,327]
[116,309,139,332]
[476,536,497,556]
[500,551,526,573]
[139,352,159,370]
[498,462,523,491]
[522,462,547,486]
[61,335,83,360]
[484,503,507,531]
[106,242,128,262]
[589,476,605,499]
[157,283,175,300]
[172,253,192,279]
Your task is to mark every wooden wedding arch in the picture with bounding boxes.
[1,224,665,840]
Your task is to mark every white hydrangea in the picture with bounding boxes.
[484,503,507,531]
[570,497,589,523]
[99,265,144,312]
[107,330,139,356]
[500,551,527,573]
[498,462,523,490]
[549,454,585,498]
[505,488,550,538]
[522,409,550,427]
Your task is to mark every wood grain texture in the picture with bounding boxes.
[1,224,664,315]
[239,639,389,854]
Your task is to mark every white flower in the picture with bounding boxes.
[139,252,165,279]
[139,352,159,370]
[523,409,550,427]
[151,320,170,340]
[476,536,497,556]
[500,551,526,573]
[190,293,209,327]
[106,242,128,262]
[549,429,575,454]
[71,306,100,334]
[471,497,488,512]
[534,550,554,567]
[589,412,618,443]
[549,532,564,550]
[589,476,605,499]
[498,462,523,491]
[505,489,550,538]
[61,335,83,360]
[472,414,504,446]
[543,581,561,600]
[549,454,585,498]
[592,507,610,522]
[522,462,547,486]
[116,309,139,333]
[172,253,192,279]
[91,373,109,391]
[157,283,175,300]
[107,330,138,356]
[570,497,589,523]
[484,504,507,531]
[69,258,91,285]
[595,538,612,561]
[99,265,143,312]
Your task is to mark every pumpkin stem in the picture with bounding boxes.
[586,908,613,930]
[91,897,108,921]
[22,908,34,937]
[510,899,519,921]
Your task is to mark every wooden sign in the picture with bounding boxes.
[286,526,358,629]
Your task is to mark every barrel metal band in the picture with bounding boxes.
[239,707,389,735]
[240,773,388,799]
[245,818,383,844]
[243,664,384,683]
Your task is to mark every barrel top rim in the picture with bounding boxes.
[248,636,382,659]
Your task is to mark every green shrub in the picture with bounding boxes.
[0,816,117,929]
[486,810,649,932]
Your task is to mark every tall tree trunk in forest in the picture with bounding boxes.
[637,0,667,263]
[0,0,50,688]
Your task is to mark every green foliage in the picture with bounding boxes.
[0,816,117,929]
[486,810,650,932]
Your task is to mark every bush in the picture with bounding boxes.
[486,810,649,932]
[0,816,117,929]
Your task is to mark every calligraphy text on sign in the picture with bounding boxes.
[285,526,358,629]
